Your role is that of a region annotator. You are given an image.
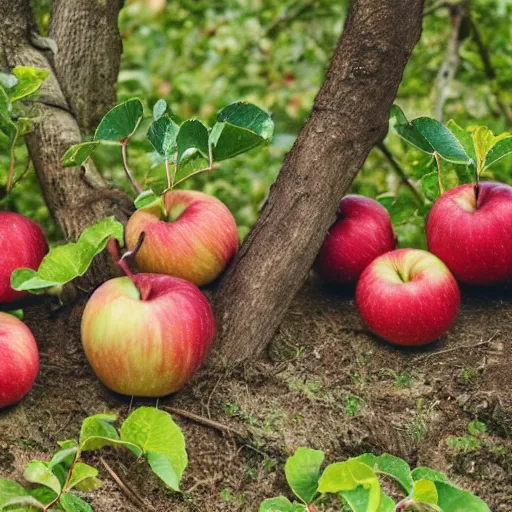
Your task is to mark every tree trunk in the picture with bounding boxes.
[49,0,124,134]
[213,0,425,367]
[0,0,132,287]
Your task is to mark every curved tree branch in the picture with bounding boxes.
[0,0,132,287]
[213,0,425,367]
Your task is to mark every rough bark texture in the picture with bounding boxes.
[49,0,124,134]
[0,0,132,287]
[214,0,425,366]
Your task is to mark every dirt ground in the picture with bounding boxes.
[1,277,511,511]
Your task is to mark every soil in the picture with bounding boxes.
[1,277,511,511]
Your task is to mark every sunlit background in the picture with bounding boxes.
[2,0,511,247]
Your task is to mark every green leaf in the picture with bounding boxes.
[484,136,512,169]
[413,480,438,505]
[0,479,30,507]
[0,86,16,139]
[390,105,433,154]
[411,468,449,483]
[62,141,100,167]
[1,495,46,510]
[148,115,179,158]
[6,310,23,320]
[412,117,472,165]
[23,462,61,495]
[79,413,119,451]
[258,497,306,511]
[340,486,384,512]
[472,126,495,175]
[420,171,440,201]
[48,447,78,469]
[153,99,168,120]
[356,453,414,494]
[8,66,49,103]
[59,493,93,512]
[134,189,165,211]
[284,447,324,504]
[67,463,98,491]
[318,459,381,511]
[446,120,477,163]
[435,482,490,512]
[29,487,57,507]
[378,495,396,512]
[210,101,274,161]
[120,407,187,491]
[95,98,143,142]
[176,119,209,163]
[51,464,68,489]
[11,217,124,294]
[0,72,18,89]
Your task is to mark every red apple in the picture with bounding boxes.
[0,312,39,408]
[81,273,216,397]
[0,212,47,303]
[315,195,396,283]
[427,181,512,285]
[356,249,460,346]
[125,190,238,286]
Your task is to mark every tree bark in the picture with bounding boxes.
[0,0,132,287]
[213,0,425,367]
[49,0,124,134]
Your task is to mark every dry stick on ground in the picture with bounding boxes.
[213,0,426,367]
[100,457,153,511]
[377,143,424,205]
[163,406,247,438]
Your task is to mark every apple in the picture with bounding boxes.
[315,195,396,283]
[125,190,238,286]
[81,273,216,397]
[427,181,512,285]
[0,312,39,408]
[0,211,47,303]
[356,249,460,346]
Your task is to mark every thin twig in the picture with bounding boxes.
[416,331,500,361]
[121,139,143,194]
[377,143,424,205]
[10,157,32,191]
[162,406,245,437]
[433,152,445,194]
[100,457,152,510]
[164,158,172,190]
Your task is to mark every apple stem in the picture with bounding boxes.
[121,138,144,194]
[474,182,480,206]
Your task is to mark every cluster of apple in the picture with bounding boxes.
[0,189,238,407]
[316,181,512,347]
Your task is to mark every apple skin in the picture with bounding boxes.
[125,190,238,286]
[0,212,48,303]
[356,249,460,346]
[427,181,512,285]
[315,195,396,283]
[81,273,216,397]
[0,312,39,408]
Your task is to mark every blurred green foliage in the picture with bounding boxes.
[1,0,511,247]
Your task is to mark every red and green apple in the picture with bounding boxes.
[356,249,460,346]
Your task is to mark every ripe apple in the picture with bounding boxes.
[356,249,460,346]
[427,181,512,285]
[0,211,47,303]
[315,195,396,283]
[81,273,216,397]
[0,312,39,408]
[125,190,238,286]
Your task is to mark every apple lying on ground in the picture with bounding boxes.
[0,211,47,303]
[315,195,396,284]
[356,249,460,346]
[125,190,238,286]
[81,273,216,397]
[0,312,39,408]
[427,181,512,285]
